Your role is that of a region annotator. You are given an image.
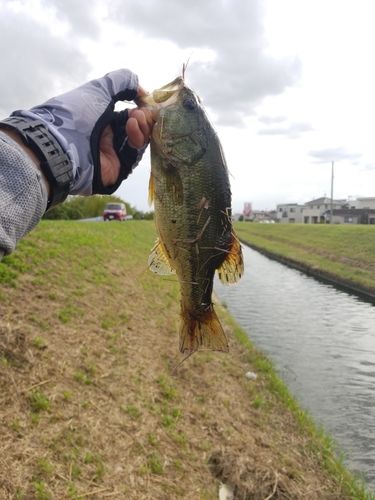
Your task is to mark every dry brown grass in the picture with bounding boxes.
[0,221,367,499]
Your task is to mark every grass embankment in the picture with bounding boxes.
[234,223,375,297]
[0,221,373,499]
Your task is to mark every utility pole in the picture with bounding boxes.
[330,161,334,224]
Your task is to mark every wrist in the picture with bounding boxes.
[0,127,51,198]
[0,117,73,210]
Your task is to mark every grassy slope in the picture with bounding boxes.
[0,221,373,500]
[234,223,375,294]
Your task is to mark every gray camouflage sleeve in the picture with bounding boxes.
[0,132,48,260]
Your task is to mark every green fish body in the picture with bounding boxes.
[137,77,244,354]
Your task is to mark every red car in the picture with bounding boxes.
[103,203,126,221]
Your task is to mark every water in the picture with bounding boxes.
[214,244,375,490]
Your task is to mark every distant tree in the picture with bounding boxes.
[43,202,84,220]
[144,212,154,220]
[239,215,244,222]
[133,211,154,220]
[42,195,133,220]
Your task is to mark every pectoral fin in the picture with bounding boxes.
[148,239,176,275]
[217,233,244,285]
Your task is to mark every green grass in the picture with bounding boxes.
[0,220,158,289]
[234,223,375,291]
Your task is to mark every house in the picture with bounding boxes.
[275,196,375,224]
[302,197,347,224]
[276,204,305,223]
[350,197,375,210]
[330,208,375,224]
[244,210,272,223]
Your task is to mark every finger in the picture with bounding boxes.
[136,85,148,98]
[126,117,147,149]
[128,107,154,129]
[134,107,155,132]
[128,109,153,142]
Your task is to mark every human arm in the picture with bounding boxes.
[0,70,153,260]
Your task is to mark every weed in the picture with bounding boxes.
[199,441,211,451]
[162,414,175,427]
[172,431,187,449]
[38,458,54,476]
[29,390,51,413]
[148,433,159,446]
[120,404,142,419]
[31,414,40,425]
[71,461,81,478]
[0,262,18,285]
[73,369,93,386]
[171,408,181,419]
[11,419,20,432]
[62,391,72,401]
[84,452,94,464]
[252,395,265,409]
[31,480,51,500]
[94,460,105,482]
[57,305,84,323]
[147,451,164,474]
[73,372,85,384]
[15,489,24,500]
[156,374,177,400]
[66,482,77,497]
[81,346,88,356]
[32,337,47,349]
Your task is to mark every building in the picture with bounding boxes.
[330,208,375,224]
[275,196,375,224]
[302,197,347,224]
[276,203,305,223]
[245,210,273,223]
[349,197,375,210]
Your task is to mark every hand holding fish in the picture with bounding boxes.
[100,87,155,187]
[0,69,157,260]
[2,69,152,197]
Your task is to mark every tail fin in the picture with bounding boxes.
[179,304,229,354]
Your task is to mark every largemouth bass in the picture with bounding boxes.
[136,77,244,354]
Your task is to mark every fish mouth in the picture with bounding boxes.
[135,77,184,120]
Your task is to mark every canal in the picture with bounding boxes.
[214,243,375,491]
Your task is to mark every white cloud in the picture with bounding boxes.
[309,148,363,164]
[258,122,314,139]
[1,0,375,212]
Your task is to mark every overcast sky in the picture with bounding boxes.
[1,0,375,213]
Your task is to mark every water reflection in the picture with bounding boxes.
[214,244,375,490]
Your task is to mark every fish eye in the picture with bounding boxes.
[183,98,196,111]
